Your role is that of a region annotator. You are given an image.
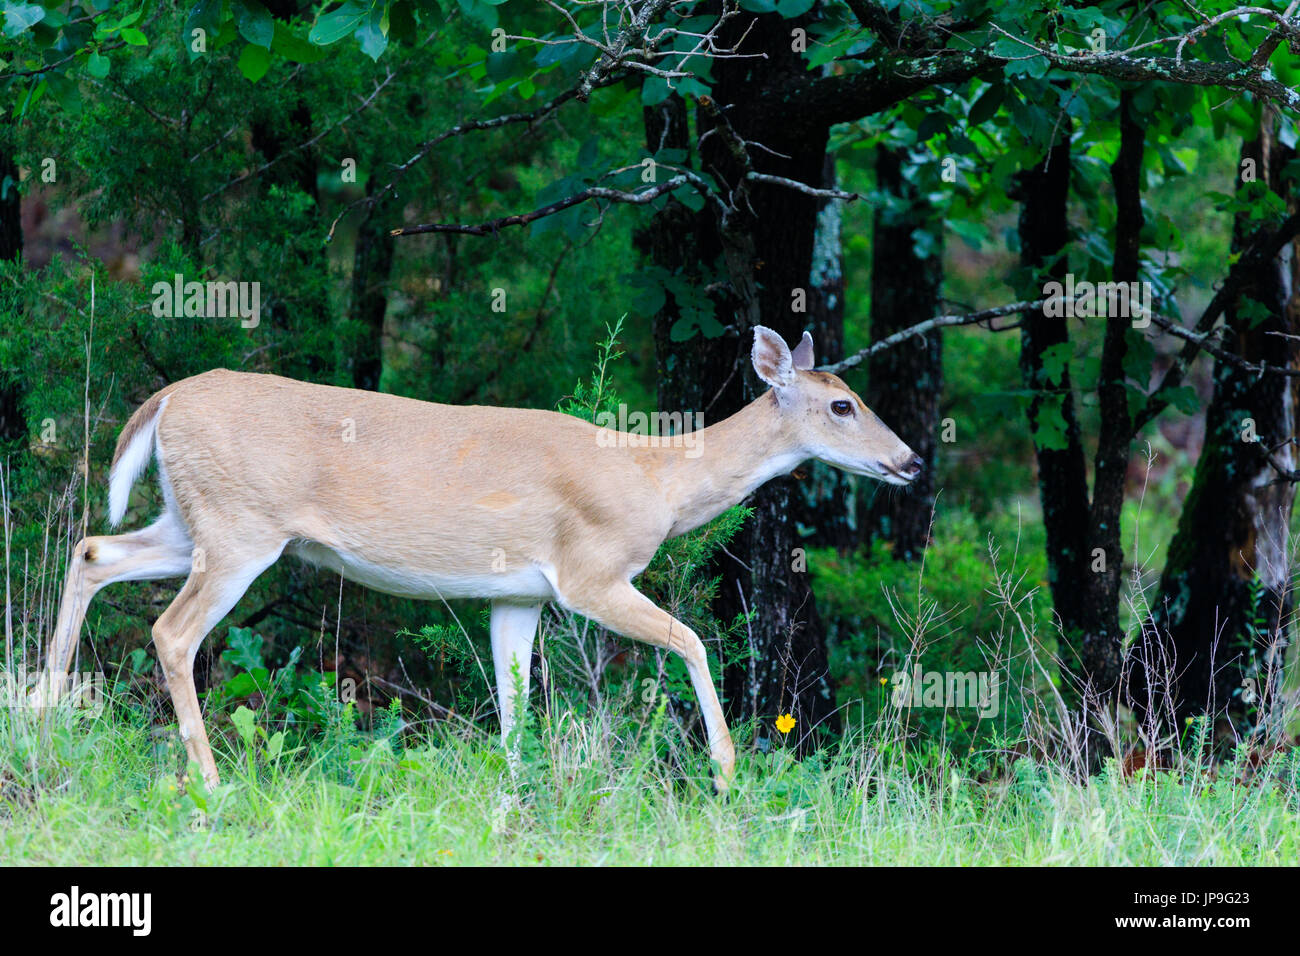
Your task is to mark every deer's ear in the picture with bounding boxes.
[752,326,796,388]
[791,331,815,370]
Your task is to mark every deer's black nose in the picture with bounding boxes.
[900,454,923,480]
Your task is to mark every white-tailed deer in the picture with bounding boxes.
[37,327,920,789]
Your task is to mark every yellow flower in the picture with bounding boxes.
[879,676,888,685]
[775,713,795,735]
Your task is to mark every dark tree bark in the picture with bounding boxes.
[0,135,26,447]
[862,144,944,561]
[346,195,395,392]
[1015,101,1147,731]
[1136,109,1298,742]
[0,144,19,264]
[1078,90,1145,700]
[637,11,839,745]
[1016,134,1092,662]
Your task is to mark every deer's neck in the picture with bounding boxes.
[662,391,806,537]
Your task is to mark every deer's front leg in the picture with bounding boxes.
[490,602,542,761]
[564,580,735,791]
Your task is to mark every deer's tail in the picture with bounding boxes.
[108,386,177,526]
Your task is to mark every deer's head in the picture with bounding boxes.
[752,326,922,485]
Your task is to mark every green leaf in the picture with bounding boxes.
[86,51,110,78]
[992,36,1026,59]
[44,70,80,111]
[222,626,265,671]
[1031,394,1069,451]
[271,20,326,63]
[642,75,670,106]
[917,110,952,142]
[310,0,368,46]
[457,0,498,29]
[968,83,1004,126]
[355,6,387,60]
[233,0,273,49]
[536,40,582,69]
[1119,326,1154,383]
[486,48,518,81]
[2,1,44,38]
[628,271,667,315]
[670,317,700,342]
[1237,295,1273,329]
[237,42,271,81]
[777,0,815,15]
[1165,384,1200,416]
[120,26,147,45]
[1038,342,1072,387]
[231,706,257,746]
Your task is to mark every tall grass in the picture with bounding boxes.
[2,683,1297,865]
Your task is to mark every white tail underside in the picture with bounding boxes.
[108,396,167,527]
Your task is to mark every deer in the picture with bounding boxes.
[34,326,921,791]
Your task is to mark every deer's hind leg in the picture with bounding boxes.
[150,535,286,786]
[39,511,193,705]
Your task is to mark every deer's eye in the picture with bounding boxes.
[830,400,854,417]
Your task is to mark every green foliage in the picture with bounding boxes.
[405,621,493,710]
[814,506,1054,754]
[206,626,346,740]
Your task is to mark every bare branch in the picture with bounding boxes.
[819,299,1047,373]
[205,70,399,204]
[745,172,858,201]
[1263,439,1300,482]
[1147,313,1300,377]
[325,72,631,242]
[389,176,694,237]
[576,0,672,99]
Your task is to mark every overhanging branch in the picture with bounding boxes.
[388,177,694,237]
[819,298,1044,373]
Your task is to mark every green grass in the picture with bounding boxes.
[3,696,1297,866]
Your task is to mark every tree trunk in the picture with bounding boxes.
[346,196,395,392]
[1016,133,1094,678]
[1078,90,1145,701]
[1139,110,1298,743]
[863,144,943,561]
[0,135,26,447]
[638,10,838,746]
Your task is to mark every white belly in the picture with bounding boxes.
[288,541,555,601]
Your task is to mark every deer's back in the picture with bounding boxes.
[150,370,673,598]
